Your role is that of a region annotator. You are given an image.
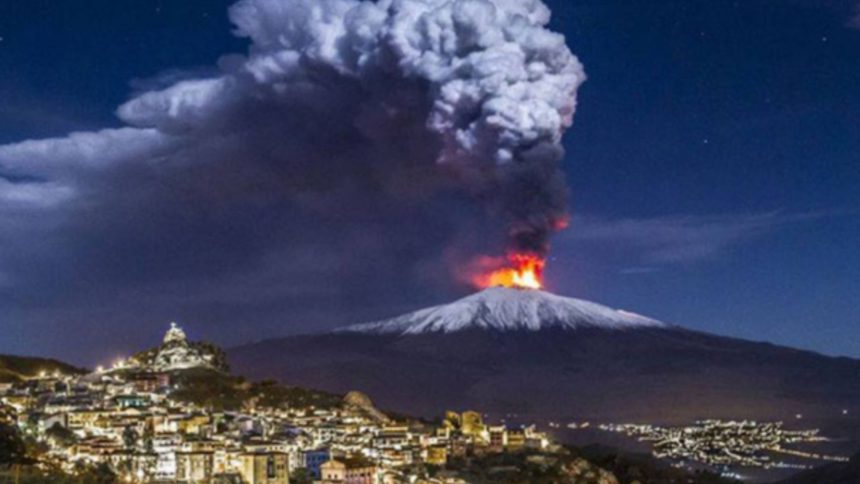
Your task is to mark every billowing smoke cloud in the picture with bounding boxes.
[0,0,583,359]
[117,0,584,254]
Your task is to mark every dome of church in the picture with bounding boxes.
[163,322,187,344]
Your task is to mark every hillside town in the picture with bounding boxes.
[0,324,601,484]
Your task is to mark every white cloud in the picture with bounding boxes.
[0,178,74,208]
[0,128,170,176]
[563,211,836,265]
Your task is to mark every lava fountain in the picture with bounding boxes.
[473,253,545,290]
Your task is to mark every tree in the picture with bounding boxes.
[142,425,155,453]
[78,462,118,483]
[46,423,77,448]
[290,468,314,484]
[122,426,139,450]
[0,423,26,465]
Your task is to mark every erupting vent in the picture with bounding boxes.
[473,253,545,290]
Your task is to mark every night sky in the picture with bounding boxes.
[1,0,859,365]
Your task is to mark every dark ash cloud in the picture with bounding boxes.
[0,0,584,362]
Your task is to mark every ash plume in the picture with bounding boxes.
[0,0,584,351]
[120,0,584,256]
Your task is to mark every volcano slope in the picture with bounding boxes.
[230,288,860,439]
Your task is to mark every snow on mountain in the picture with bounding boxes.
[341,287,668,335]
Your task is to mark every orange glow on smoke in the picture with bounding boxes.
[475,253,545,290]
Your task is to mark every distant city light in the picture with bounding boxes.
[600,420,849,469]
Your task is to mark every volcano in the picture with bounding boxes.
[339,287,668,334]
[229,288,860,442]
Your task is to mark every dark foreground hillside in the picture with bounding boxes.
[778,452,860,484]
[0,355,84,383]
[230,327,860,426]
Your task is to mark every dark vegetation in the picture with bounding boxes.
[441,451,599,483]
[44,424,76,448]
[0,355,84,383]
[0,424,27,466]
[170,368,341,411]
[0,462,116,483]
[434,447,736,484]
[573,445,735,484]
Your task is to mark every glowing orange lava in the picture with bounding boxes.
[475,253,545,290]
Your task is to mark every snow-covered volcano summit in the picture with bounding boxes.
[341,287,668,335]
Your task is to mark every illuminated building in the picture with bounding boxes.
[460,411,484,437]
[320,456,377,484]
[240,452,290,484]
[506,429,525,450]
[443,411,461,429]
[488,425,507,449]
[175,451,214,482]
[424,445,447,466]
[127,372,170,393]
